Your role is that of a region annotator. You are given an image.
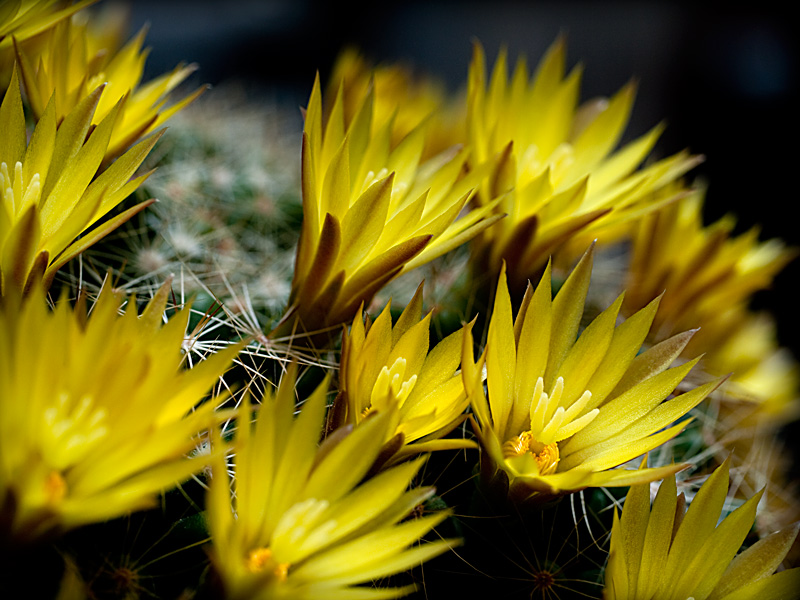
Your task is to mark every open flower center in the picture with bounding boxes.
[503,432,560,475]
[246,547,290,581]
[502,377,599,476]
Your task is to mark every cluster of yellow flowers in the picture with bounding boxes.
[1,2,798,599]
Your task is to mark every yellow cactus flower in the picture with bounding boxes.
[0,281,241,543]
[622,188,799,537]
[624,187,795,354]
[272,70,503,339]
[328,47,466,161]
[15,13,205,163]
[467,37,701,292]
[206,364,456,600]
[624,188,798,409]
[0,67,161,296]
[0,0,97,84]
[622,186,800,549]
[330,283,474,467]
[461,244,725,505]
[604,458,800,600]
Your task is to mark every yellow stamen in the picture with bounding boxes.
[44,471,67,505]
[534,443,560,476]
[503,432,560,475]
[245,547,290,581]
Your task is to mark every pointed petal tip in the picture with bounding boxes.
[623,78,640,94]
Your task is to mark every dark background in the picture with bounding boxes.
[128,0,799,347]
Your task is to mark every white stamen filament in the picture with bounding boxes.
[523,376,600,446]
[1,161,42,217]
[370,357,417,412]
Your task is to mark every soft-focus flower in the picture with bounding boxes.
[206,363,456,600]
[15,11,204,163]
[624,187,797,412]
[272,71,503,339]
[0,67,161,296]
[0,280,240,544]
[623,187,800,552]
[0,0,95,43]
[604,458,800,600]
[705,309,799,420]
[466,38,701,292]
[461,244,725,505]
[700,310,800,553]
[330,282,474,467]
[328,48,466,161]
[624,186,795,352]
[0,0,97,84]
